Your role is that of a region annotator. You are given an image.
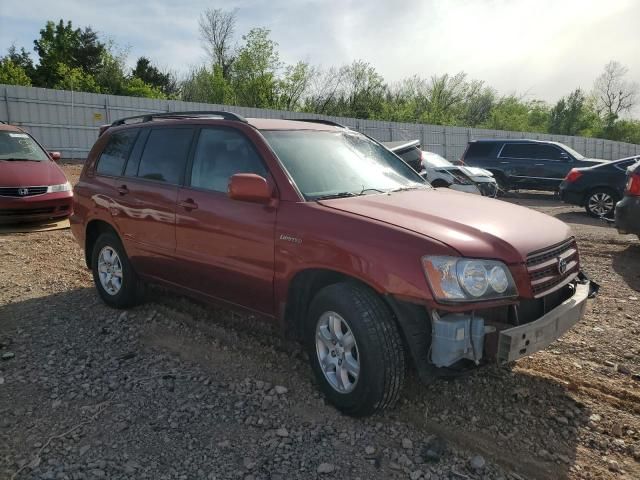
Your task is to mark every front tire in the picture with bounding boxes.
[91,232,142,309]
[306,282,405,416]
[585,189,618,218]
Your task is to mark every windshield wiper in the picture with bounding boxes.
[389,186,421,193]
[359,187,386,195]
[314,191,359,201]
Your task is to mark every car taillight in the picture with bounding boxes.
[625,173,640,196]
[564,168,583,183]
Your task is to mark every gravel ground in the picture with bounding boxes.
[1,163,639,480]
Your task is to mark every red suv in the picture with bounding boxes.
[0,122,72,224]
[71,112,596,416]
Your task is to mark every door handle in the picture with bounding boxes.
[535,163,545,166]
[178,199,198,210]
[117,185,129,195]
[499,161,510,164]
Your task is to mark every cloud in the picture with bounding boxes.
[1,0,638,107]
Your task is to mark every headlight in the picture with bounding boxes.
[47,182,71,193]
[422,256,517,302]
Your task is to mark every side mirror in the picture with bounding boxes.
[49,151,61,161]
[228,173,272,204]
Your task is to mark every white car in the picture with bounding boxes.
[421,151,498,197]
[384,140,481,195]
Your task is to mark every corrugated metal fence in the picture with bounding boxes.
[2,84,640,161]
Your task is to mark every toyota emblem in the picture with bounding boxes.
[557,257,568,275]
[18,188,29,196]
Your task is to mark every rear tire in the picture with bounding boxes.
[91,232,143,309]
[431,179,450,188]
[305,282,405,416]
[584,188,618,218]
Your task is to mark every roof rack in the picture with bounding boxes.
[111,110,248,127]
[286,118,348,128]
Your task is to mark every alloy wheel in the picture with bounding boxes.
[588,192,614,217]
[97,246,123,295]
[315,311,360,393]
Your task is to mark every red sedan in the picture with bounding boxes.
[0,122,73,224]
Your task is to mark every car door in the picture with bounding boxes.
[111,126,195,280]
[174,127,277,315]
[497,143,567,190]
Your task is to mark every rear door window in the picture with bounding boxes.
[137,128,195,184]
[96,130,139,176]
[500,143,564,160]
[189,128,267,192]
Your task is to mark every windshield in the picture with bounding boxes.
[262,130,427,200]
[421,151,453,168]
[0,131,49,161]
[553,142,585,160]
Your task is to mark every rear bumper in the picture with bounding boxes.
[497,280,593,363]
[0,191,73,224]
[558,186,584,206]
[615,195,640,235]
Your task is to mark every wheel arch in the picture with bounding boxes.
[84,219,119,269]
[282,268,429,380]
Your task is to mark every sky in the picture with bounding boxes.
[1,0,639,106]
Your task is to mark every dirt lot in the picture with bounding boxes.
[1,163,639,480]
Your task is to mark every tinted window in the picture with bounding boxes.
[190,128,267,192]
[137,128,194,184]
[397,147,422,168]
[96,130,138,176]
[500,143,563,160]
[464,142,494,159]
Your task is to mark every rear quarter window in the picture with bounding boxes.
[464,142,495,159]
[96,130,139,176]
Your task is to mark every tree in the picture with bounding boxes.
[32,20,105,87]
[484,95,549,132]
[6,45,35,79]
[132,57,178,96]
[0,58,32,86]
[123,77,166,99]
[199,8,237,78]
[53,63,99,92]
[276,61,314,110]
[340,60,386,119]
[548,89,595,135]
[594,61,638,127]
[231,28,281,107]
[94,46,128,95]
[181,65,233,104]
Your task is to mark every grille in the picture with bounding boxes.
[0,207,55,216]
[526,238,579,297]
[0,186,48,197]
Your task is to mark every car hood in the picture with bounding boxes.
[581,158,609,165]
[318,188,573,263]
[461,166,493,177]
[0,160,67,187]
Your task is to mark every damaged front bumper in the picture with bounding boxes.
[496,278,595,363]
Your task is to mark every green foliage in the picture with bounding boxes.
[0,58,32,86]
[231,28,281,107]
[181,65,233,104]
[484,96,549,132]
[122,77,166,99]
[32,20,105,87]
[3,16,640,145]
[132,57,178,97]
[53,63,100,92]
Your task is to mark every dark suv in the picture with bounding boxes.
[461,139,606,191]
[71,111,596,416]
